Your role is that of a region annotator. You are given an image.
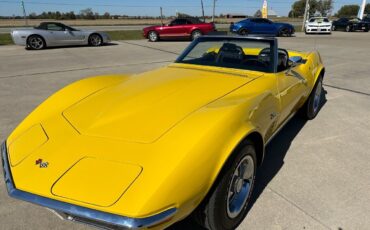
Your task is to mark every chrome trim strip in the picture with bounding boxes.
[1,141,176,229]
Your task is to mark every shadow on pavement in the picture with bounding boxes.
[169,89,327,229]
[25,42,118,51]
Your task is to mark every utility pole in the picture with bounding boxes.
[201,0,205,22]
[212,0,216,22]
[160,7,164,26]
[358,0,366,19]
[302,0,309,31]
[21,0,28,26]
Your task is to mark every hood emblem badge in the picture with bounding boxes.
[36,159,49,168]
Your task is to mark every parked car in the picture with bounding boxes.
[2,36,325,230]
[143,18,216,42]
[230,18,295,36]
[305,17,332,34]
[332,18,369,32]
[11,22,111,50]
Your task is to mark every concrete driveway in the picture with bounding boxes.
[0,32,370,230]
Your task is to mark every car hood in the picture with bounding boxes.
[63,64,259,143]
[307,21,331,26]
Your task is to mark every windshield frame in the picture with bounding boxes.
[175,36,278,73]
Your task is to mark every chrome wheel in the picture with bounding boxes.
[313,79,322,114]
[192,30,202,40]
[346,25,351,32]
[148,31,158,42]
[332,25,336,31]
[227,155,255,219]
[28,36,44,50]
[89,34,102,46]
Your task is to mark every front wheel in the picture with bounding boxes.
[278,28,291,37]
[300,76,323,120]
[345,25,352,32]
[148,31,159,42]
[88,34,103,46]
[332,25,336,31]
[194,143,257,230]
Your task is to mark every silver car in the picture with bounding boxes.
[11,22,111,50]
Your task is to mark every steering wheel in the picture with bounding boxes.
[258,48,289,71]
[216,43,245,63]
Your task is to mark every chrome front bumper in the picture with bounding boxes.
[1,142,176,229]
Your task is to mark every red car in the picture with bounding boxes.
[143,18,216,42]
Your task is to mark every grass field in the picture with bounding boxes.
[0,30,145,45]
[0,33,12,45]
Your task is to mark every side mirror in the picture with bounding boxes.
[288,56,303,67]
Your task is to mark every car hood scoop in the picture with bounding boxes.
[63,66,254,143]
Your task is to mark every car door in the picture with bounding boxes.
[336,18,348,30]
[259,19,276,34]
[275,60,310,127]
[45,23,75,45]
[63,25,87,45]
[249,19,262,33]
[160,19,187,38]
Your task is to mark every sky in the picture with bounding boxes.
[0,0,366,17]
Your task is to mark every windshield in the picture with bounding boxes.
[176,38,274,73]
[310,18,329,23]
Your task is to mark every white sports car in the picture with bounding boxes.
[11,22,111,50]
[305,17,332,34]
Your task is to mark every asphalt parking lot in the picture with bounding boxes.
[1,32,370,230]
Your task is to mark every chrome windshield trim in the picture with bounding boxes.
[1,141,176,229]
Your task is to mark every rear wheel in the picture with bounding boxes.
[88,34,103,46]
[300,76,323,120]
[191,30,203,40]
[332,25,336,31]
[193,143,257,230]
[27,35,45,50]
[346,25,352,32]
[148,31,159,42]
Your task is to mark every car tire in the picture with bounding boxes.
[193,142,257,230]
[238,29,248,36]
[332,25,336,31]
[191,30,203,40]
[345,25,352,32]
[278,28,290,37]
[27,35,45,50]
[300,76,323,120]
[88,33,103,46]
[148,31,159,42]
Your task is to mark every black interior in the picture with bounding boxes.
[180,43,290,73]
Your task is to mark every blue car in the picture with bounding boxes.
[230,18,295,37]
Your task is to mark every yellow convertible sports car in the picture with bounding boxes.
[1,36,325,229]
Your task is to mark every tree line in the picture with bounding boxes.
[289,0,370,18]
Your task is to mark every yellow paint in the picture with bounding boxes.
[5,50,324,229]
